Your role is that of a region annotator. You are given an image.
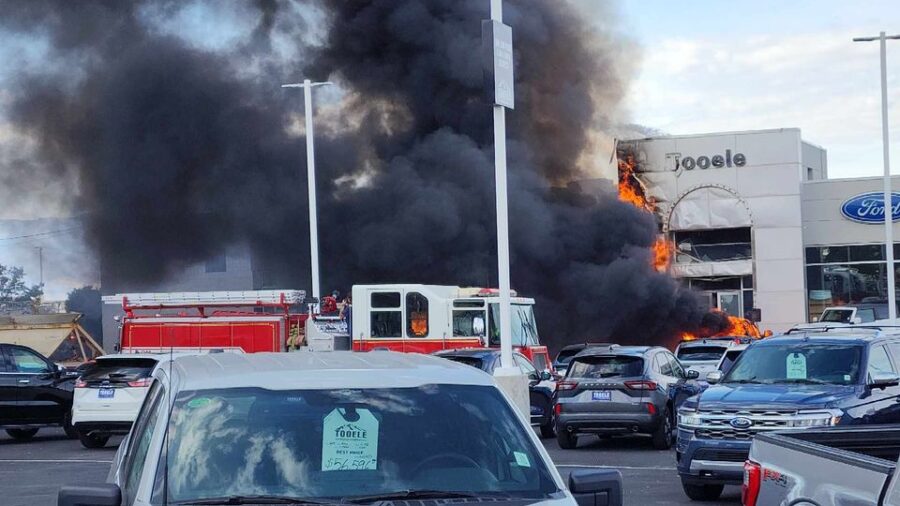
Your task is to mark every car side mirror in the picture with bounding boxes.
[706,371,723,384]
[812,316,819,323]
[568,469,623,506]
[58,484,122,506]
[685,369,700,380]
[852,317,863,325]
[540,370,552,381]
[868,371,900,390]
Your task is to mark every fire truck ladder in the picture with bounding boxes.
[102,290,307,317]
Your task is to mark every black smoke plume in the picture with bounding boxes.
[1,0,721,350]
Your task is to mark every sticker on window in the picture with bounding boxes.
[786,353,807,379]
[513,451,531,468]
[322,408,379,471]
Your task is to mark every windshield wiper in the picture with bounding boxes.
[778,378,829,385]
[726,379,764,384]
[173,495,337,505]
[342,490,480,504]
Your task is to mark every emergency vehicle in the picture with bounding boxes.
[349,284,553,371]
[102,290,309,354]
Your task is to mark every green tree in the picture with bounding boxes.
[0,264,43,302]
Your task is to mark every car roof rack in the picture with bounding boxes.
[784,325,900,336]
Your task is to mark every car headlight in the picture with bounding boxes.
[788,410,842,427]
[677,409,702,428]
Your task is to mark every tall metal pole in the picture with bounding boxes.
[491,0,513,369]
[36,246,43,286]
[854,32,900,322]
[303,80,321,305]
[282,79,332,306]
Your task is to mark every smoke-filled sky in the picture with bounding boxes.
[0,0,726,347]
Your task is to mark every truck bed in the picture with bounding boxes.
[751,425,900,506]
[767,425,900,463]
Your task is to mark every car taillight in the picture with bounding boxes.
[645,402,656,415]
[742,460,761,506]
[624,380,657,390]
[127,378,152,388]
[557,381,578,391]
[74,379,86,388]
[554,403,562,415]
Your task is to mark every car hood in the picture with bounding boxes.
[692,383,859,410]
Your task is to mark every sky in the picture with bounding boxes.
[599,0,900,179]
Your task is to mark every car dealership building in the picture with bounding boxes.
[621,128,900,332]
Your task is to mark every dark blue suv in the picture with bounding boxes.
[676,329,900,501]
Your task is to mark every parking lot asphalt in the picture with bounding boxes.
[0,429,740,506]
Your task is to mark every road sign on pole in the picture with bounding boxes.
[482,19,515,109]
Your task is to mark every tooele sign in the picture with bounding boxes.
[679,150,747,171]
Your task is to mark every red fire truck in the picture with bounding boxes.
[105,285,552,372]
[348,284,553,371]
[103,291,309,354]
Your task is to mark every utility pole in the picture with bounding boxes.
[35,246,43,286]
[854,32,900,322]
[282,79,333,306]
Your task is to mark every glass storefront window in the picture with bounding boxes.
[849,245,884,262]
[820,246,849,263]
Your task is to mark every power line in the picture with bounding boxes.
[0,226,82,242]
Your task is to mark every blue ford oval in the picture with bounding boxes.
[840,191,900,224]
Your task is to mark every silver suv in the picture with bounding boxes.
[58,351,624,506]
[555,345,701,450]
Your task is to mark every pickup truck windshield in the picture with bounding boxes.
[157,385,559,504]
[677,346,726,362]
[820,309,854,323]
[724,343,863,385]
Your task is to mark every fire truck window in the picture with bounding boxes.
[371,311,402,338]
[453,310,486,338]
[371,292,401,308]
[406,292,429,338]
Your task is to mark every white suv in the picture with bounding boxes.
[59,352,624,506]
[71,354,160,448]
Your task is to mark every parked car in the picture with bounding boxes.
[745,424,900,506]
[554,345,702,450]
[553,343,613,377]
[674,337,750,380]
[676,329,900,501]
[0,343,77,441]
[434,349,556,438]
[61,352,624,506]
[71,354,162,448]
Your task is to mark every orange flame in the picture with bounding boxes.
[677,311,761,342]
[618,153,672,271]
[652,238,671,273]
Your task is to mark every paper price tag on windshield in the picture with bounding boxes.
[322,408,379,471]
[786,353,807,379]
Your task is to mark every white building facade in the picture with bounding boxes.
[621,128,900,332]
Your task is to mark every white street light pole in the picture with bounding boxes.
[490,0,514,369]
[282,79,332,306]
[854,32,900,322]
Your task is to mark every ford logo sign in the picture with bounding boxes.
[729,417,752,429]
[841,191,900,224]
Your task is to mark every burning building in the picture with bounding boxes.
[616,127,900,333]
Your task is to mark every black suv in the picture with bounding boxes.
[0,343,77,441]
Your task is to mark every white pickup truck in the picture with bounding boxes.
[795,304,892,330]
[745,425,900,506]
